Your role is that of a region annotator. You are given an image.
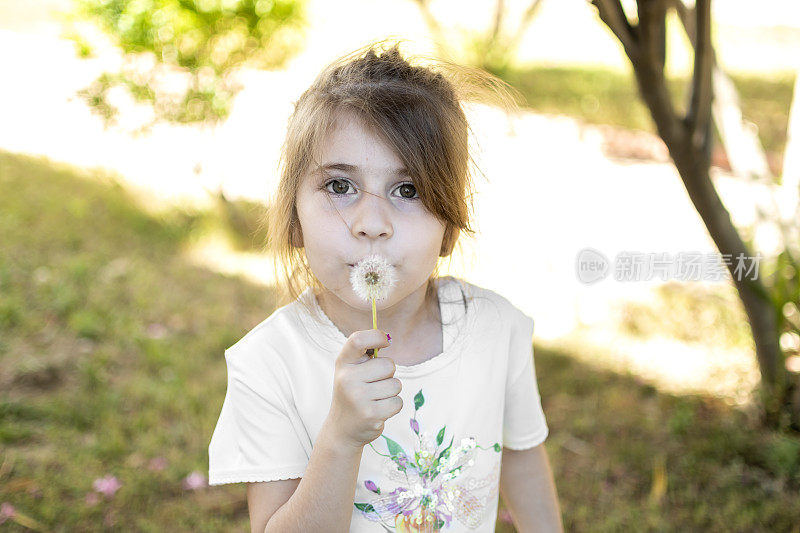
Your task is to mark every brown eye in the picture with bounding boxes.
[397,183,418,199]
[326,179,352,195]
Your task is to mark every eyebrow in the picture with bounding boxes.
[318,163,409,176]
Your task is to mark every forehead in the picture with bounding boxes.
[314,108,405,174]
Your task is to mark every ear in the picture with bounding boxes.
[439,225,458,257]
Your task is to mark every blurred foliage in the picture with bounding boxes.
[739,230,800,429]
[492,65,794,158]
[67,0,308,127]
[409,0,543,75]
[461,31,519,75]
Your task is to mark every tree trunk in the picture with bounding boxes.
[592,0,795,427]
[639,81,788,423]
[664,127,788,426]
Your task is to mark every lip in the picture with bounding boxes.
[347,263,396,267]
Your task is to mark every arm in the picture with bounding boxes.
[244,329,396,532]
[247,478,299,533]
[499,443,563,533]
[251,418,364,533]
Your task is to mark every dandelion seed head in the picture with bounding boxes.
[349,253,397,301]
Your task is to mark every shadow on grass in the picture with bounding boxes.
[0,150,798,531]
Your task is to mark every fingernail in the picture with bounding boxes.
[387,333,392,344]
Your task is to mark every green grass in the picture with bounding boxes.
[497,65,794,158]
[0,150,268,530]
[616,281,753,349]
[534,347,800,532]
[1,150,799,531]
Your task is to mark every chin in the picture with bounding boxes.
[347,287,397,309]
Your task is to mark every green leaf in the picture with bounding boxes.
[382,435,407,459]
[414,389,425,410]
[434,436,454,469]
[430,438,451,480]
[354,502,375,514]
[430,457,441,479]
[493,442,502,452]
[436,425,446,446]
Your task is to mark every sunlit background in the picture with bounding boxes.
[1,0,799,530]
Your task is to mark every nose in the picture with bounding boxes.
[350,188,393,239]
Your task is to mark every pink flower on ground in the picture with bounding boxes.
[146,323,168,339]
[85,492,100,506]
[499,507,513,524]
[147,456,168,471]
[0,502,15,525]
[93,475,121,498]
[182,471,207,491]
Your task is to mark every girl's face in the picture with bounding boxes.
[295,108,446,311]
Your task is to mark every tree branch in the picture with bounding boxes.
[670,0,696,43]
[593,0,790,426]
[686,0,713,151]
[489,0,505,44]
[590,0,638,60]
[593,0,680,143]
[411,0,451,60]
[507,0,544,54]
[637,0,667,72]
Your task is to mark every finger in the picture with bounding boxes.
[366,377,402,400]
[360,356,397,383]
[374,395,404,418]
[366,330,391,357]
[339,329,390,365]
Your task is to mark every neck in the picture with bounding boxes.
[315,278,439,342]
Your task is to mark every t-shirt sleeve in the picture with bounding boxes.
[208,348,309,485]
[502,308,549,450]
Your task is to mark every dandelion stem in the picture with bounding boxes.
[372,297,380,358]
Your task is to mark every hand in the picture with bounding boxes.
[326,329,402,449]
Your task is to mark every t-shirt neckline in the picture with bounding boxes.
[297,276,467,378]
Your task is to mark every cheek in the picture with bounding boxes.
[402,214,446,253]
[297,196,345,240]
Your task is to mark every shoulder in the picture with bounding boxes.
[446,276,531,325]
[223,297,309,372]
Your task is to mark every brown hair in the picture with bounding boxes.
[261,38,522,321]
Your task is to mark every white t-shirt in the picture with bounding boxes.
[208,275,548,532]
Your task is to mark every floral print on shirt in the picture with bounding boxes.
[354,389,502,532]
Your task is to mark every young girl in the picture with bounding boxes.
[208,40,562,532]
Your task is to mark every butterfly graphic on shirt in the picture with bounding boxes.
[354,389,502,531]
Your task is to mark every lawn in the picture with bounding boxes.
[1,150,799,531]
[496,65,794,171]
